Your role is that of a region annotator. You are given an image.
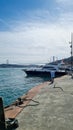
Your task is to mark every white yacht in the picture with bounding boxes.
[22,62,66,78]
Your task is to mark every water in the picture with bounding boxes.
[0,68,49,106]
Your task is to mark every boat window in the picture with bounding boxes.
[42,66,57,70]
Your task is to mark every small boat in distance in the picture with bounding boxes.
[22,62,67,78]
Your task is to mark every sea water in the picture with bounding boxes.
[0,68,49,106]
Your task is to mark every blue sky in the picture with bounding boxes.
[0,0,73,64]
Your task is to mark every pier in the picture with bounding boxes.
[4,75,73,130]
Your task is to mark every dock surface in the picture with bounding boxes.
[6,75,73,130]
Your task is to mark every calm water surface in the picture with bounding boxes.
[0,68,48,106]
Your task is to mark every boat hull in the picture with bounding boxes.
[23,70,66,78]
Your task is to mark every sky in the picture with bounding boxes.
[0,0,73,64]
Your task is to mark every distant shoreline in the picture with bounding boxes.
[0,64,39,68]
[0,56,73,68]
[0,64,26,68]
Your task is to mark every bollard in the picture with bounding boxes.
[0,97,6,130]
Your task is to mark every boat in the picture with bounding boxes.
[22,62,67,78]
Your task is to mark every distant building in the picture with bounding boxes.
[6,59,9,64]
[71,33,73,56]
[53,56,55,62]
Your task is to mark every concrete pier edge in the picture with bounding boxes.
[4,75,73,130]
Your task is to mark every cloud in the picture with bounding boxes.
[0,6,72,64]
[56,0,73,4]
[56,0,73,9]
[0,20,70,64]
[0,18,13,31]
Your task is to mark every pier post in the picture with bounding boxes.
[0,97,6,130]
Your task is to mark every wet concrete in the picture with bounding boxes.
[16,75,73,130]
